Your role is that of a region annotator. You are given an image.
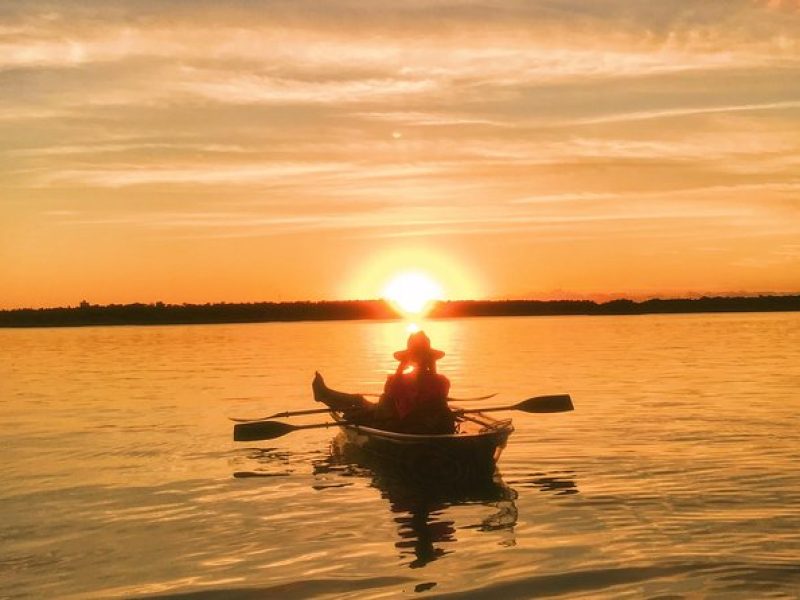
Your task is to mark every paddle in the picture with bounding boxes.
[233,394,573,441]
[228,393,499,423]
[458,394,574,415]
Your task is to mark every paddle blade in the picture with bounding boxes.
[233,420,297,441]
[517,394,574,413]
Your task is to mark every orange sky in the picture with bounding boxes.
[1,1,799,308]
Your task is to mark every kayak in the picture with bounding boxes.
[312,373,514,486]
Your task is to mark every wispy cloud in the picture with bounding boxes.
[512,181,800,204]
[37,163,353,187]
[180,73,440,105]
[571,100,800,126]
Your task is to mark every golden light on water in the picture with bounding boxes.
[382,271,444,318]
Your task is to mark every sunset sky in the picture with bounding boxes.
[1,1,799,308]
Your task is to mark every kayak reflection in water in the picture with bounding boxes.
[373,331,455,435]
[313,432,519,569]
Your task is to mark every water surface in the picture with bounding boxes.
[1,313,799,598]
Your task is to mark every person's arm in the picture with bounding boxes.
[440,375,451,398]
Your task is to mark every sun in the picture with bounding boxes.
[382,271,444,317]
[344,246,483,308]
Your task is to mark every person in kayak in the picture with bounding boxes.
[375,331,456,434]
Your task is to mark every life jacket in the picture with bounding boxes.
[384,372,450,419]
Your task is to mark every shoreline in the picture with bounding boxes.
[1,295,799,328]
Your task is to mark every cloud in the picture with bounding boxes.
[570,100,800,126]
[2,0,799,304]
[179,73,440,105]
[37,162,354,187]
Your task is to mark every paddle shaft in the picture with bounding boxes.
[350,393,497,401]
[230,407,331,422]
[230,393,499,423]
[282,421,342,431]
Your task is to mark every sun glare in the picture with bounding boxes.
[345,246,482,311]
[382,271,444,317]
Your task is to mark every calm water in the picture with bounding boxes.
[1,313,799,599]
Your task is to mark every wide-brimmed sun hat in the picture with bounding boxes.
[393,331,445,362]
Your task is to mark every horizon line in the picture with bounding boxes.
[3,292,800,313]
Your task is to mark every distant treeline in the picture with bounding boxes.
[0,300,394,328]
[1,295,799,328]
[431,295,800,317]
